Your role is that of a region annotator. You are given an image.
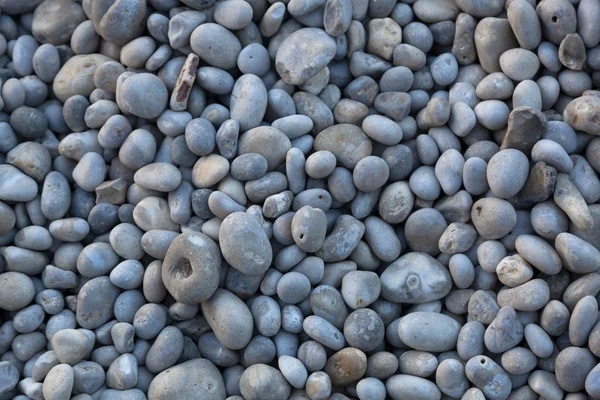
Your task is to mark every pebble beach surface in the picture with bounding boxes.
[1,0,600,399]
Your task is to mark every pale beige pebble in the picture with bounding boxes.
[42,364,74,400]
[192,154,230,188]
[367,18,402,61]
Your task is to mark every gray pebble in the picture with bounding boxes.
[9,106,47,140]
[457,320,486,361]
[118,73,168,119]
[106,353,138,390]
[76,277,120,329]
[278,355,307,389]
[32,44,60,83]
[514,234,562,275]
[201,289,253,350]
[289,205,326,252]
[276,28,336,85]
[230,74,267,132]
[239,363,291,400]
[484,306,524,353]
[145,326,184,373]
[497,279,550,311]
[219,212,272,276]
[386,374,441,400]
[316,215,364,262]
[0,272,35,311]
[191,23,241,70]
[343,308,384,352]
[408,166,441,201]
[555,346,596,392]
[51,328,91,365]
[465,355,512,400]
[341,270,380,309]
[303,315,345,350]
[508,0,542,50]
[500,48,540,81]
[474,17,518,73]
[398,312,461,352]
[472,198,517,240]
[404,208,447,255]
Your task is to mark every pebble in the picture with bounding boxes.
[497,279,550,311]
[508,0,542,50]
[532,139,573,173]
[472,198,517,240]
[0,272,35,311]
[555,346,597,392]
[53,54,111,102]
[537,0,577,45]
[134,162,182,192]
[76,277,120,329]
[275,28,336,85]
[564,95,600,135]
[515,234,562,275]
[398,312,461,352]
[475,17,519,73]
[9,106,47,140]
[239,126,291,170]
[201,289,254,350]
[118,73,168,119]
[474,100,510,130]
[361,115,402,145]
[0,360,19,395]
[219,211,272,275]
[586,363,600,398]
[324,347,367,386]
[240,363,291,400]
[465,355,512,400]
[145,326,184,373]
[42,364,74,400]
[555,232,600,273]
[499,48,540,81]
[316,215,364,262]
[148,358,225,399]
[230,74,267,132]
[314,124,372,169]
[278,355,308,389]
[487,149,530,198]
[484,306,524,353]
[386,374,441,400]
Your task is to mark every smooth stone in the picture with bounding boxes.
[465,355,512,400]
[52,54,111,102]
[147,358,226,399]
[314,124,372,169]
[555,232,600,273]
[201,289,254,350]
[239,364,291,400]
[324,347,367,386]
[496,279,550,311]
[219,212,272,276]
[162,232,221,304]
[386,375,441,400]
[563,95,600,135]
[76,277,120,329]
[276,28,336,85]
[555,346,597,392]
[484,306,524,353]
[190,23,241,70]
[398,312,461,352]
